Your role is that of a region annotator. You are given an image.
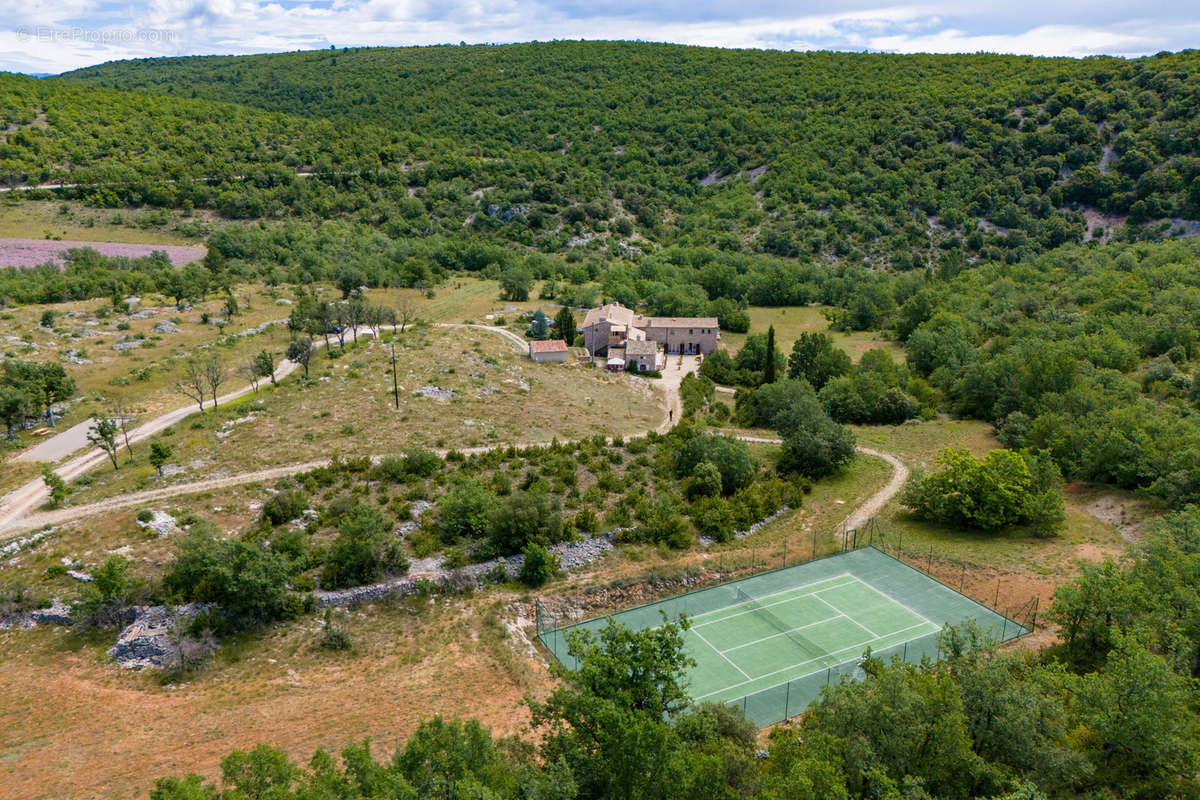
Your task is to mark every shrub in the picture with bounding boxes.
[262,488,309,526]
[163,523,295,630]
[321,504,407,589]
[438,479,498,540]
[671,430,756,495]
[486,490,563,555]
[901,448,1065,535]
[519,543,560,587]
[319,609,352,651]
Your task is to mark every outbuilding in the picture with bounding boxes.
[529,339,569,363]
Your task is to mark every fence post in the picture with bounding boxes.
[903,641,908,662]
[784,681,791,720]
[812,528,817,561]
[960,563,966,592]
[1001,616,1008,640]
[784,538,788,567]
[995,579,1000,608]
[826,667,831,685]
[853,530,858,549]
[1031,596,1040,631]
[927,545,933,571]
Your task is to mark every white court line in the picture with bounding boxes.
[694,621,937,701]
[689,573,857,624]
[720,613,848,655]
[691,574,858,628]
[845,575,938,629]
[813,591,880,638]
[693,629,750,679]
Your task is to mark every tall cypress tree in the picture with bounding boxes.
[764,325,777,384]
[554,306,577,344]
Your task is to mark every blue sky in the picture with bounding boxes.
[2,0,1198,75]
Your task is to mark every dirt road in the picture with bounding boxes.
[0,322,908,536]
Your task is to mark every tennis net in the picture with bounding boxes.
[735,587,835,667]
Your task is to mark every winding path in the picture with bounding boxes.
[0,326,906,537]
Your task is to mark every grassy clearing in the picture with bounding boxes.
[850,419,1134,590]
[0,276,549,491]
[722,305,904,361]
[66,325,662,504]
[0,286,297,487]
[0,199,208,244]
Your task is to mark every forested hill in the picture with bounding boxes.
[60,43,1200,266]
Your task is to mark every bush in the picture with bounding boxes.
[690,496,736,542]
[319,609,352,651]
[519,543,560,587]
[321,504,407,589]
[671,429,756,496]
[901,448,1066,534]
[774,393,856,479]
[163,523,295,630]
[262,488,309,526]
[438,478,498,540]
[486,490,563,556]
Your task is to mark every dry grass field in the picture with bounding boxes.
[63,324,661,504]
[0,593,551,800]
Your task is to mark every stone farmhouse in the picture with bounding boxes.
[581,302,720,370]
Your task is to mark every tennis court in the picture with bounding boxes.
[538,547,1031,725]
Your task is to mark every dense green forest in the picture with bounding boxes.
[24,44,1200,267]
[148,508,1200,800]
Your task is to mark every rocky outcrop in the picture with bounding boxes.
[107,603,214,669]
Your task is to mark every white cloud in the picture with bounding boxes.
[1,0,1195,74]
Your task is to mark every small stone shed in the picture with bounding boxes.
[529,339,569,363]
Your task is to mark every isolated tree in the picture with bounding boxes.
[41,464,69,508]
[176,357,208,411]
[313,299,336,349]
[527,309,551,340]
[345,296,366,344]
[253,350,277,387]
[203,356,226,409]
[0,385,35,439]
[499,266,533,301]
[332,303,350,348]
[238,359,261,393]
[112,398,135,462]
[788,332,851,391]
[395,297,416,332]
[775,393,856,479]
[287,337,313,378]
[38,363,75,428]
[149,441,174,477]
[764,325,777,384]
[87,417,122,469]
[554,306,577,344]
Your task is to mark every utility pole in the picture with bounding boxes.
[390,343,400,409]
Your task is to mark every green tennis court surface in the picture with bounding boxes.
[538,547,1030,725]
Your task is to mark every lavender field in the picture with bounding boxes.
[0,238,206,269]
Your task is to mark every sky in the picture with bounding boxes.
[1,0,1197,75]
